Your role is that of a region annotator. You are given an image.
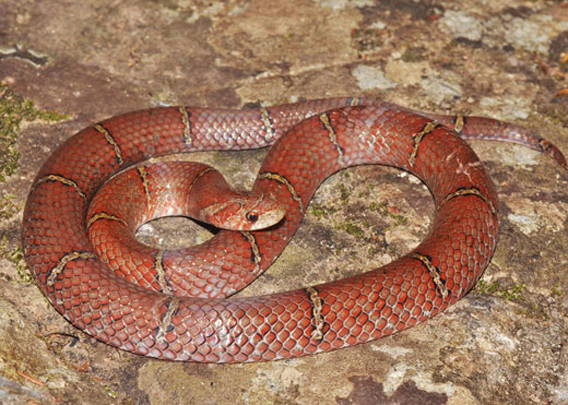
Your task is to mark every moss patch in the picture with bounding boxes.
[0,236,31,283]
[0,82,69,219]
[0,82,68,183]
[475,280,526,302]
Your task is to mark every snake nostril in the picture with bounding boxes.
[246,212,259,223]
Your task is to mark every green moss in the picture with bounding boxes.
[551,281,563,297]
[475,280,526,302]
[502,283,526,301]
[0,236,31,283]
[0,193,22,220]
[369,201,384,211]
[401,46,428,62]
[476,279,499,294]
[342,220,364,238]
[388,212,408,228]
[308,202,340,221]
[338,183,351,206]
[0,82,68,183]
[525,304,551,320]
[309,202,325,220]
[369,200,408,231]
[542,105,568,126]
[105,385,118,399]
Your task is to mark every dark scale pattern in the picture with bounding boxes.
[22,98,567,362]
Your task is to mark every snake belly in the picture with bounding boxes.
[22,99,502,362]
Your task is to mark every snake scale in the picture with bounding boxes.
[22,97,566,362]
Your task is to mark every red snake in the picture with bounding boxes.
[22,98,566,362]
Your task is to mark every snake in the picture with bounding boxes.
[22,97,567,362]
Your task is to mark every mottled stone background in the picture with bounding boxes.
[1,1,567,404]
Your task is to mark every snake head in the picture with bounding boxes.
[199,193,286,231]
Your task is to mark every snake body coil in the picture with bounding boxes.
[22,98,566,362]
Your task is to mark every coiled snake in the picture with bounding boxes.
[22,98,566,362]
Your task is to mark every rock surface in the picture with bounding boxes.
[1,0,567,404]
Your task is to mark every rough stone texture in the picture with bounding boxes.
[0,0,567,404]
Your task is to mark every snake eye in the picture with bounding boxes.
[246,212,259,223]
